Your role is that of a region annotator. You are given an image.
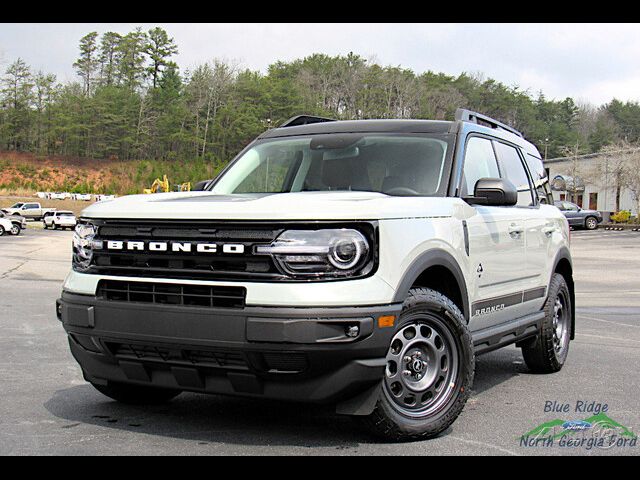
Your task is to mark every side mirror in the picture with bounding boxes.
[192,179,212,191]
[465,178,518,206]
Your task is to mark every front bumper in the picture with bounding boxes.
[57,291,402,404]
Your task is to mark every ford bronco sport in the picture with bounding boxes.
[57,109,574,441]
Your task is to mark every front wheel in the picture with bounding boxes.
[358,288,474,441]
[0,225,4,236]
[585,216,598,230]
[91,381,181,405]
[521,273,572,373]
[10,224,20,235]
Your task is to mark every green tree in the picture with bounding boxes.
[73,32,99,95]
[1,58,34,150]
[98,32,122,86]
[117,28,148,91]
[145,27,178,89]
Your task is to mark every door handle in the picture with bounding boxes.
[508,224,524,239]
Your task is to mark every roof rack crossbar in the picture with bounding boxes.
[280,115,336,128]
[455,108,523,138]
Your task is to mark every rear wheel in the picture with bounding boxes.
[0,225,4,236]
[521,273,572,373]
[585,217,598,230]
[53,223,58,230]
[91,381,181,405]
[358,288,474,441]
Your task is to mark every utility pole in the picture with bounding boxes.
[544,138,549,161]
[604,155,609,214]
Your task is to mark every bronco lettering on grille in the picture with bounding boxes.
[101,241,245,254]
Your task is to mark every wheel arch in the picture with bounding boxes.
[552,247,575,340]
[393,249,469,322]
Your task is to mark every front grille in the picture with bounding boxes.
[106,342,249,370]
[78,219,377,282]
[87,220,283,281]
[98,280,246,309]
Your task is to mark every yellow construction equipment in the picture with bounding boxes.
[144,176,191,194]
[144,175,169,194]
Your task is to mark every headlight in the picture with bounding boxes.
[72,222,98,271]
[255,229,371,278]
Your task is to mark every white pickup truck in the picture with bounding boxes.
[3,202,57,221]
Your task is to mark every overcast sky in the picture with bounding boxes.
[0,23,638,106]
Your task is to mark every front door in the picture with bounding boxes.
[460,136,530,331]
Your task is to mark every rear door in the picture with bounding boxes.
[493,142,548,316]
[561,202,583,226]
[22,203,41,218]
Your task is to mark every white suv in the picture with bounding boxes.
[0,217,14,236]
[44,211,77,230]
[57,110,573,441]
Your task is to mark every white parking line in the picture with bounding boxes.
[578,313,640,328]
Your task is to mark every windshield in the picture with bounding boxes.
[210,133,453,196]
[11,203,24,208]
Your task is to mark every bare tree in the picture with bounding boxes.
[621,149,640,218]
[593,142,640,212]
[201,60,237,157]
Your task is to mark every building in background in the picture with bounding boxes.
[544,150,639,216]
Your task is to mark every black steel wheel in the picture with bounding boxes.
[522,273,572,373]
[358,288,474,441]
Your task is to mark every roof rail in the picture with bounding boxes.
[455,108,523,138]
[280,115,336,128]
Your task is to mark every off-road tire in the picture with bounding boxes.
[91,381,181,405]
[521,273,572,373]
[585,216,598,230]
[358,288,474,441]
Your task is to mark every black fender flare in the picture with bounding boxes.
[392,249,470,322]
[551,246,576,340]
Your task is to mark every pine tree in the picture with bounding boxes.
[73,32,99,95]
[145,27,178,89]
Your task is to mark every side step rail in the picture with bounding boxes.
[472,311,544,355]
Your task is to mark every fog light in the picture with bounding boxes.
[345,325,360,338]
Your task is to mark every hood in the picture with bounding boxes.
[81,191,459,221]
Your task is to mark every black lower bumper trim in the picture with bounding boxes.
[59,291,401,403]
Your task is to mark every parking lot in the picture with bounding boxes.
[0,227,638,455]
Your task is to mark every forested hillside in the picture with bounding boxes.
[2,26,640,195]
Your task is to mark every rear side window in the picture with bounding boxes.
[493,142,534,207]
[462,137,500,196]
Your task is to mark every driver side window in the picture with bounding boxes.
[462,136,500,197]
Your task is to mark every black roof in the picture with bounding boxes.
[259,119,455,139]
